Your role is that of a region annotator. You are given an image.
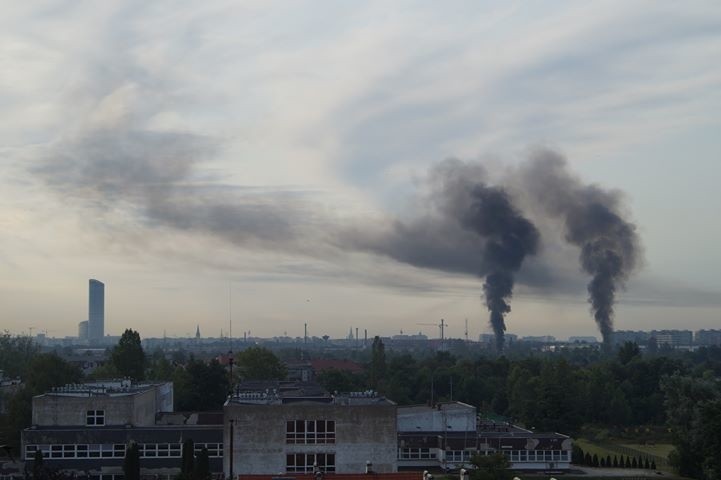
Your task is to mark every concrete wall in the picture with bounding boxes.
[397,403,476,433]
[32,389,160,427]
[224,403,397,475]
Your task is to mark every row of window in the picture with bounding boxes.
[25,443,223,460]
[398,448,436,460]
[286,453,335,473]
[502,450,569,462]
[286,420,335,444]
[398,448,570,463]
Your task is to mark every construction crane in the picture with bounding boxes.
[416,319,447,341]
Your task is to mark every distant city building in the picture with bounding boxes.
[695,329,721,346]
[77,320,88,341]
[521,335,556,343]
[612,330,650,345]
[568,336,598,343]
[613,330,693,348]
[479,333,517,344]
[88,279,105,343]
[654,330,693,348]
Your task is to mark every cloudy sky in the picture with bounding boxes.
[1,1,720,341]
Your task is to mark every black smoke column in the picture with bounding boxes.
[520,150,640,351]
[567,203,638,350]
[463,186,540,351]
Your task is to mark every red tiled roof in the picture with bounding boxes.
[310,359,365,374]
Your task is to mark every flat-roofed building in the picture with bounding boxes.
[397,403,572,472]
[22,380,223,480]
[224,381,397,476]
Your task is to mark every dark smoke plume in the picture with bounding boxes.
[462,185,540,351]
[518,150,640,348]
[348,159,539,350]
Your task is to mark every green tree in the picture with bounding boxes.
[316,368,365,394]
[369,336,386,389]
[3,353,81,449]
[469,453,511,480]
[181,439,194,475]
[618,341,641,365]
[147,350,174,380]
[32,449,44,479]
[123,443,140,480]
[662,373,721,479]
[0,332,38,378]
[111,329,146,380]
[174,358,229,411]
[194,447,211,480]
[234,347,286,380]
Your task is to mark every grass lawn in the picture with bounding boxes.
[575,438,676,474]
[574,438,619,459]
[620,443,674,459]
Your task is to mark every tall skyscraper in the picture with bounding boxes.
[88,279,104,343]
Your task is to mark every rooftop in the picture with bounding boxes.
[226,381,393,406]
[41,380,168,397]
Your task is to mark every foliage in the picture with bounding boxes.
[111,329,146,380]
[174,357,229,411]
[123,443,140,480]
[181,439,194,475]
[316,368,366,393]
[32,449,44,479]
[234,347,286,380]
[369,336,386,389]
[2,353,81,448]
[662,373,721,480]
[194,447,211,480]
[0,332,39,379]
[146,349,175,380]
[469,453,512,480]
[618,342,641,365]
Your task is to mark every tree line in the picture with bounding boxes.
[3,331,721,479]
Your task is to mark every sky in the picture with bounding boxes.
[1,1,721,341]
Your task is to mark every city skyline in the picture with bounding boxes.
[2,2,721,340]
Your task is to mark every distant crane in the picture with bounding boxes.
[416,319,447,342]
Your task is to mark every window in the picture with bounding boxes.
[194,443,223,458]
[398,448,435,460]
[286,420,335,444]
[286,453,335,473]
[113,445,126,458]
[445,450,472,462]
[89,444,102,458]
[86,410,105,426]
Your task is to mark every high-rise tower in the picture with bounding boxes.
[88,279,105,343]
